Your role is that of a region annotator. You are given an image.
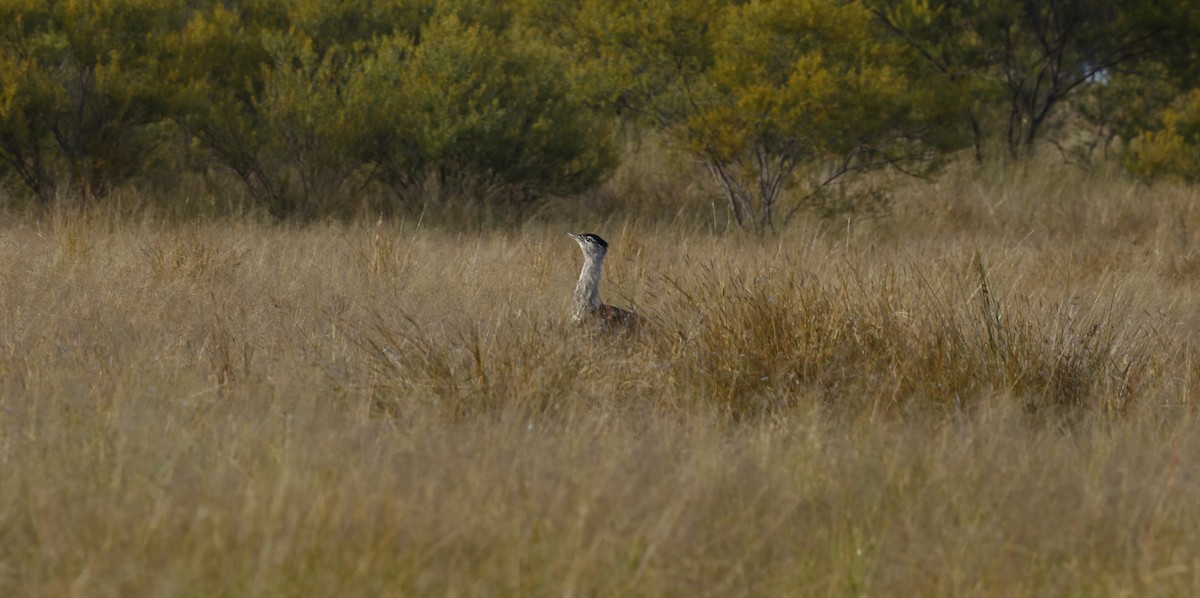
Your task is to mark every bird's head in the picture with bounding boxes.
[566,232,609,260]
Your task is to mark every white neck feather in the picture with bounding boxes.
[572,254,604,321]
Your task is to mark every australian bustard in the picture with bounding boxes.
[566,232,641,331]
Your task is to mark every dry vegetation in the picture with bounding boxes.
[4,158,1200,596]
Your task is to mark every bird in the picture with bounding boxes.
[566,232,641,332]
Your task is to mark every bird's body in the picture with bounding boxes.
[567,232,641,332]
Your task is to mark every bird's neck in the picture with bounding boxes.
[572,255,604,321]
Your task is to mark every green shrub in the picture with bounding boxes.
[1123,88,1200,183]
[389,14,616,207]
[541,0,966,232]
[0,0,179,203]
[165,2,615,218]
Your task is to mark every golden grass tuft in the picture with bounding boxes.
[4,160,1200,594]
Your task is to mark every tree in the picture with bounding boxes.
[165,1,614,218]
[1110,2,1200,182]
[0,0,179,203]
[389,14,615,206]
[163,1,419,217]
[545,0,966,232]
[1122,88,1200,183]
[0,1,58,200]
[870,0,1165,160]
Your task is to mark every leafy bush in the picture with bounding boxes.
[2,0,1199,218]
[541,0,967,232]
[165,2,614,218]
[1122,89,1200,183]
[0,0,614,216]
[0,0,179,203]
[381,14,616,208]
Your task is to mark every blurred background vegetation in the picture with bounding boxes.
[1,0,1198,229]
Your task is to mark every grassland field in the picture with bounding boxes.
[4,156,1200,596]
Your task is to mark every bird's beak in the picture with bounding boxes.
[565,232,579,240]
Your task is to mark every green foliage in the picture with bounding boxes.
[0,1,58,198]
[709,0,964,229]
[566,0,723,114]
[551,0,965,231]
[0,0,180,202]
[161,0,612,217]
[1110,3,1200,181]
[0,0,612,216]
[162,1,421,217]
[1,0,1198,218]
[1070,66,1181,163]
[870,0,1178,161]
[393,14,615,204]
[1133,1,1200,87]
[255,35,383,214]
[1123,88,1200,183]
[161,3,276,208]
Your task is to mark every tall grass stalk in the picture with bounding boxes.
[2,162,1200,594]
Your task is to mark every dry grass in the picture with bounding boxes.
[4,160,1200,595]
